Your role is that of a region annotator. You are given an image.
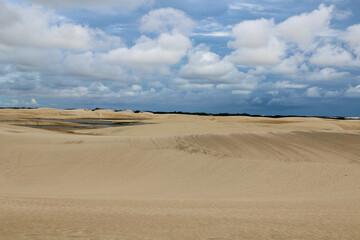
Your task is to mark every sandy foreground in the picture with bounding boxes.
[0,108,360,240]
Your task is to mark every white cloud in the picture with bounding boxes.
[309,45,355,67]
[131,84,142,91]
[0,3,195,95]
[228,39,285,65]
[193,18,232,38]
[342,24,360,56]
[192,32,231,37]
[31,98,38,105]
[307,68,349,81]
[228,2,264,11]
[229,18,275,49]
[216,80,257,92]
[268,90,279,96]
[231,90,252,95]
[89,82,110,93]
[140,8,194,35]
[324,90,342,98]
[275,81,308,89]
[342,24,360,47]
[345,85,360,97]
[58,86,92,98]
[0,1,121,51]
[272,54,306,75]
[53,82,156,99]
[176,48,258,93]
[171,47,258,94]
[306,87,322,97]
[267,97,282,105]
[228,18,285,65]
[277,4,334,45]
[63,52,128,81]
[104,33,191,67]
[0,98,40,106]
[180,49,235,81]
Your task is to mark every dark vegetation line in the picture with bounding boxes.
[132,111,353,120]
[1,107,358,120]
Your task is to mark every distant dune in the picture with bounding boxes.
[1,108,360,239]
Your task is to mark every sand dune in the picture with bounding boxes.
[0,108,360,239]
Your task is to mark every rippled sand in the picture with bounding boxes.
[1,108,360,239]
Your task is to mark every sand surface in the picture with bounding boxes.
[0,108,360,239]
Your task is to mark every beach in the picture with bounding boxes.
[0,108,360,239]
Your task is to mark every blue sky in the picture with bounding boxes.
[0,0,359,116]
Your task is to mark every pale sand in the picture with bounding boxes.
[0,108,359,239]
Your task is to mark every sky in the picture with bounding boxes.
[0,0,359,116]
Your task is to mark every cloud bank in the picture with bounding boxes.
[1,0,359,115]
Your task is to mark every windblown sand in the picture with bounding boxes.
[0,108,359,239]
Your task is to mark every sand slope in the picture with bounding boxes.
[0,108,360,239]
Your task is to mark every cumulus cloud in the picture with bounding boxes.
[277,4,334,45]
[0,98,40,106]
[0,2,196,99]
[104,32,191,67]
[342,24,360,58]
[31,98,38,105]
[0,1,121,51]
[180,49,236,82]
[345,85,360,97]
[307,68,349,81]
[228,18,286,65]
[228,18,274,49]
[305,87,322,97]
[63,52,128,81]
[271,54,306,75]
[228,41,285,65]
[102,8,193,72]
[175,48,258,93]
[31,82,149,99]
[140,8,194,35]
[309,45,355,67]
